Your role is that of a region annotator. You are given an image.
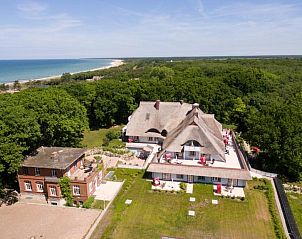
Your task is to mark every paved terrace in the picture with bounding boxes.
[69,162,98,181]
[158,131,242,170]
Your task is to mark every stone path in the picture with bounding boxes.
[186,183,193,194]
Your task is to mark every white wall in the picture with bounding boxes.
[184,151,200,160]
[138,136,159,144]
[152,172,246,187]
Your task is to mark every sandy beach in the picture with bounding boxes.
[4,59,124,87]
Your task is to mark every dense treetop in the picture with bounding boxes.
[1,58,302,188]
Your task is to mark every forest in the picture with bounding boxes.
[0,58,302,189]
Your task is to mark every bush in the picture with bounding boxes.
[83,196,94,209]
[240,197,245,201]
[254,185,269,190]
[263,179,286,239]
[105,129,121,141]
[179,182,186,190]
[94,156,102,162]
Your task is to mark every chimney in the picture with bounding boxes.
[180,100,184,105]
[192,103,199,109]
[154,100,160,110]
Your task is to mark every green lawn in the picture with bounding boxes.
[91,169,283,239]
[81,126,123,148]
[287,192,302,235]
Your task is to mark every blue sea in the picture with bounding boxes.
[0,58,115,84]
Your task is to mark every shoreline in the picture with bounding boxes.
[4,59,124,86]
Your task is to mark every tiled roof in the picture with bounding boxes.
[23,147,86,169]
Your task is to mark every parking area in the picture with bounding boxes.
[0,203,100,239]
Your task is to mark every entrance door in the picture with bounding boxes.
[188,175,194,183]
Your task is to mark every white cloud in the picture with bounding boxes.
[17,1,47,15]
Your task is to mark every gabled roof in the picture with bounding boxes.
[126,100,225,161]
[23,147,86,169]
[126,101,192,137]
[162,107,225,161]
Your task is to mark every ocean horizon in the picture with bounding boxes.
[0,58,115,84]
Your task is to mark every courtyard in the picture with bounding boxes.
[0,203,100,239]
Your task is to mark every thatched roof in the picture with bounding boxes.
[126,101,193,138]
[126,100,224,161]
[163,107,225,161]
[147,163,252,180]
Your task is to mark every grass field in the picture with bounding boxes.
[91,169,282,239]
[81,126,123,148]
[287,192,302,235]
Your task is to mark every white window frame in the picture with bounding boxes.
[35,167,40,176]
[148,137,153,141]
[49,186,57,196]
[51,169,57,177]
[36,182,44,192]
[24,181,32,191]
[73,185,80,196]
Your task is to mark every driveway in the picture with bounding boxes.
[0,203,100,239]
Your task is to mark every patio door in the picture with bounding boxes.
[162,173,171,180]
[188,175,194,183]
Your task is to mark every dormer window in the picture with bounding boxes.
[35,168,40,176]
[51,169,57,177]
[23,167,29,175]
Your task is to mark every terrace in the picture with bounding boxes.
[157,131,243,170]
[69,161,99,181]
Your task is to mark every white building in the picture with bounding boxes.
[125,100,251,187]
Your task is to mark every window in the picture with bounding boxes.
[148,137,153,141]
[24,181,32,191]
[49,186,57,196]
[198,176,205,181]
[162,173,171,180]
[189,151,196,156]
[35,167,40,176]
[176,174,184,179]
[23,167,28,175]
[211,177,221,182]
[73,185,80,196]
[51,169,57,177]
[36,182,44,192]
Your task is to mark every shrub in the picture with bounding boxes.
[105,129,121,141]
[83,196,94,209]
[94,156,102,162]
[240,197,245,201]
[263,180,286,239]
[179,182,186,190]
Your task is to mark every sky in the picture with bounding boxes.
[0,0,302,59]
